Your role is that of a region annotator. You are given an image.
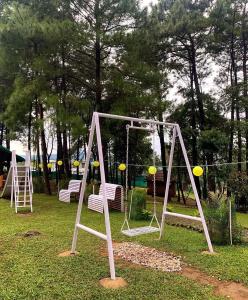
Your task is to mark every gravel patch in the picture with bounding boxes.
[114,242,182,272]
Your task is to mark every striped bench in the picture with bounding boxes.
[88,183,124,213]
[59,180,81,203]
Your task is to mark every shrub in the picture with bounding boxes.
[140,209,152,220]
[204,194,243,245]
[129,189,151,220]
[58,176,70,190]
[227,172,248,211]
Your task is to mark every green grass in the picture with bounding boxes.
[0,194,247,299]
[237,212,248,228]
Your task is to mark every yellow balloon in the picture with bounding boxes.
[148,166,157,175]
[73,161,80,167]
[47,163,53,169]
[118,163,126,171]
[193,166,203,177]
[57,160,63,166]
[39,163,43,169]
[93,161,100,168]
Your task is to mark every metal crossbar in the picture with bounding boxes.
[164,211,201,222]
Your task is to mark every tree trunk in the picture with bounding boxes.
[94,0,109,180]
[39,102,51,195]
[0,123,4,145]
[189,64,202,198]
[95,0,101,112]
[35,102,41,174]
[189,35,205,130]
[5,128,10,150]
[230,26,240,170]
[28,104,32,151]
[56,123,63,162]
[177,147,186,204]
[242,6,248,173]
[158,110,167,184]
[62,130,71,178]
[60,48,71,178]
[236,105,242,172]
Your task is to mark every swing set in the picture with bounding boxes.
[71,112,213,281]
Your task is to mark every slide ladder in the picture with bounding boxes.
[11,151,33,213]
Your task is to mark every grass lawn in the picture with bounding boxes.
[237,212,248,228]
[0,194,247,299]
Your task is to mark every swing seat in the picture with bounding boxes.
[121,226,160,237]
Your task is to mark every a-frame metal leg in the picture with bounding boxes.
[160,126,177,239]
[10,165,14,208]
[71,116,96,253]
[95,114,116,280]
[176,125,213,253]
[71,113,116,280]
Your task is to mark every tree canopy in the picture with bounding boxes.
[0,0,247,199]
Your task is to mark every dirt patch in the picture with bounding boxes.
[16,230,41,238]
[17,212,32,217]
[58,250,79,257]
[99,277,128,289]
[181,266,248,300]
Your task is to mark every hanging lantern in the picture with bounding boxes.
[118,163,126,171]
[73,160,80,167]
[57,160,63,166]
[193,166,203,177]
[92,161,100,168]
[148,166,157,175]
[47,163,53,169]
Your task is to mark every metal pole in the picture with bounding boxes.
[229,198,232,245]
[160,127,176,239]
[10,151,17,208]
[95,113,116,280]
[129,126,154,131]
[97,112,177,127]
[24,152,28,207]
[10,167,14,208]
[71,116,96,253]
[176,125,214,253]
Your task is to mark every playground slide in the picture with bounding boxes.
[1,166,26,199]
[0,166,12,199]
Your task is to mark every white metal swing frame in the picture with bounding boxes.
[71,112,213,281]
